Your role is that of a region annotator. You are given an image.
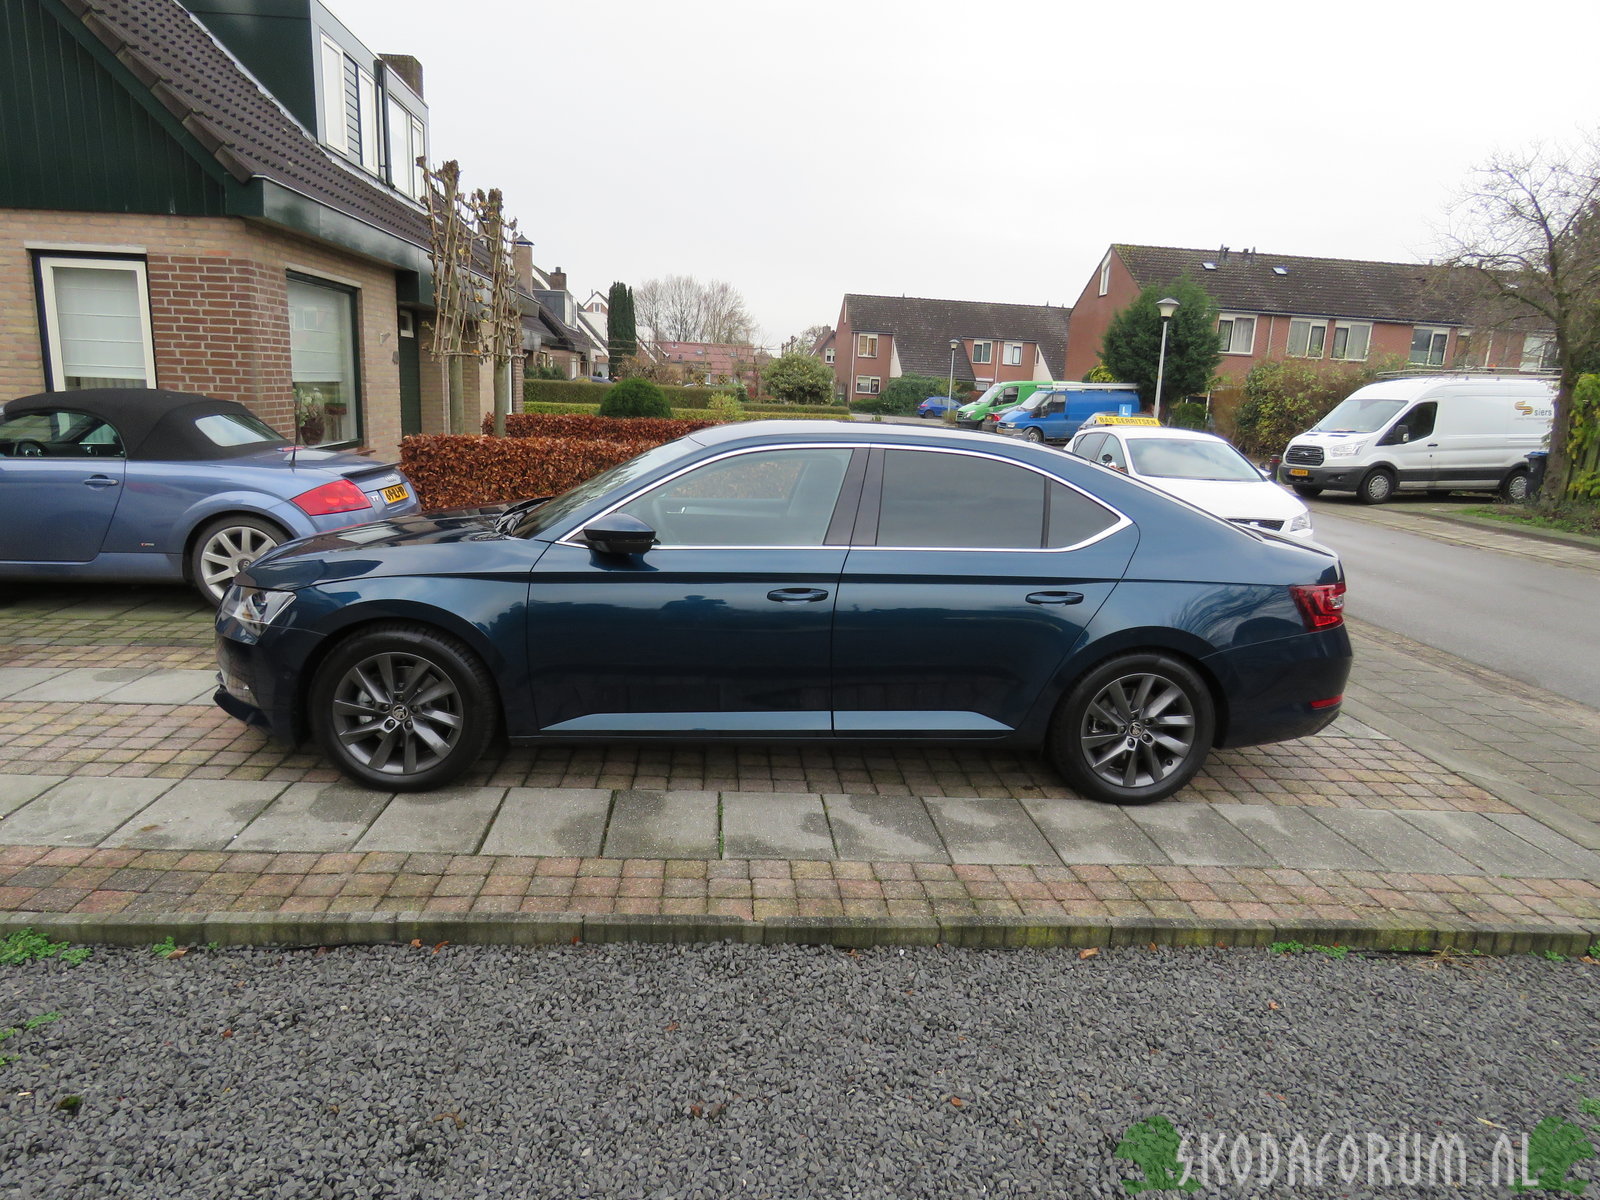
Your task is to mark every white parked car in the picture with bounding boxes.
[1067,421,1314,538]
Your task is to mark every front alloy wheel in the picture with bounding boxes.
[1050,654,1215,804]
[312,625,495,791]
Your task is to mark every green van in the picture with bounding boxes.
[954,380,1073,429]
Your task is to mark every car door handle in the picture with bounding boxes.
[1026,590,1083,605]
[1425,442,1439,447]
[767,587,830,603]
[83,475,120,488]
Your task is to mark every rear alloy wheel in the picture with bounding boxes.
[1049,653,1215,804]
[190,515,287,605]
[311,624,496,792]
[1501,469,1530,503]
[1023,427,1045,443]
[1356,468,1396,505]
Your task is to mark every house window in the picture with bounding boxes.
[1287,319,1327,358]
[1217,314,1256,355]
[1409,327,1449,366]
[386,97,427,200]
[971,341,993,364]
[1521,334,1558,372]
[1331,322,1371,361]
[1003,343,1023,366]
[321,36,379,175]
[288,275,361,448]
[824,347,835,364]
[1098,252,1112,297]
[855,375,881,395]
[856,333,878,357]
[34,256,157,390]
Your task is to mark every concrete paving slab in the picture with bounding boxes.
[601,790,718,859]
[1215,804,1383,871]
[1396,810,1592,878]
[722,792,835,860]
[8,667,153,702]
[1319,714,1391,740]
[1485,811,1600,871]
[1126,804,1280,867]
[1313,810,1479,874]
[226,782,393,852]
[99,669,216,705]
[103,779,287,850]
[825,794,946,862]
[0,777,173,846]
[0,668,67,699]
[922,797,1060,865]
[0,774,67,820]
[1021,799,1169,865]
[480,788,612,858]
[352,787,506,854]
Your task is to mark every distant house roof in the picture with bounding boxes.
[62,0,430,251]
[1114,245,1473,326]
[844,294,1071,377]
[658,341,764,380]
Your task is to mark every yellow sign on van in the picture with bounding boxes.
[1081,412,1161,428]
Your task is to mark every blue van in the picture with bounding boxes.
[994,384,1143,443]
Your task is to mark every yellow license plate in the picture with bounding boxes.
[381,484,410,504]
[1288,468,1310,477]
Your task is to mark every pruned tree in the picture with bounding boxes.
[1441,134,1600,502]
[606,281,637,377]
[635,274,756,343]
[421,159,477,433]
[470,186,523,437]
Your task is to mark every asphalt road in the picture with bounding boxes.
[1308,506,1600,709]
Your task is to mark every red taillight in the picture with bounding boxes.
[1310,695,1343,710]
[292,478,371,516]
[1290,581,1345,631]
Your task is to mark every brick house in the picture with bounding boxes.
[0,0,522,456]
[1064,244,1558,386]
[827,294,1071,401]
[656,342,767,391]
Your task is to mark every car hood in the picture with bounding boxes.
[239,507,523,590]
[1137,476,1310,523]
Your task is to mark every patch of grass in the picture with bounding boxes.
[0,928,91,967]
[1458,502,1600,538]
[151,935,179,958]
[1589,943,1600,959]
[1270,941,1349,959]
[1541,949,1569,962]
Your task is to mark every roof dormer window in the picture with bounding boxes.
[320,35,378,175]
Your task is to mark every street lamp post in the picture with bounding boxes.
[947,338,960,422]
[1153,297,1179,422]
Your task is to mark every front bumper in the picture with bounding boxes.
[213,626,324,745]
[1278,463,1364,490]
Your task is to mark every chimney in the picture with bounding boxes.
[550,267,567,293]
[512,238,533,291]
[381,55,424,98]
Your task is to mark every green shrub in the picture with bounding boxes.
[742,402,851,416]
[1167,401,1208,430]
[849,373,951,417]
[522,377,726,410]
[709,391,745,421]
[1232,358,1391,458]
[523,401,602,415]
[600,377,672,418]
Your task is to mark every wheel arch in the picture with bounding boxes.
[180,508,294,583]
[1044,630,1232,748]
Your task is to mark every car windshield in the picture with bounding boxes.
[1012,394,1045,413]
[194,412,285,448]
[1311,396,1407,433]
[507,440,689,539]
[1127,438,1263,482]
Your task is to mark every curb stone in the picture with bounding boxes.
[4,908,1594,958]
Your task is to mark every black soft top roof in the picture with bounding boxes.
[2,388,288,460]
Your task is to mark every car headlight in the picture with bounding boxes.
[1287,512,1313,533]
[218,586,296,643]
[1325,440,1366,458]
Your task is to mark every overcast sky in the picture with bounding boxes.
[329,0,1598,347]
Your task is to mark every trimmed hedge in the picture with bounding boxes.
[523,377,726,409]
[482,413,718,442]
[513,402,851,422]
[743,403,851,416]
[402,434,660,509]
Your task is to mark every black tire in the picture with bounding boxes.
[1290,484,1323,498]
[1355,468,1396,505]
[1023,427,1045,443]
[1047,653,1216,805]
[1500,469,1530,503]
[310,623,497,792]
[189,514,288,606]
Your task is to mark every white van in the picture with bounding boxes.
[1279,375,1554,504]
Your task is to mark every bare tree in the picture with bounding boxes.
[470,187,523,437]
[421,159,477,434]
[781,324,831,356]
[1441,134,1600,502]
[635,275,755,343]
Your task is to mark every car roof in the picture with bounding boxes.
[3,387,285,460]
[1077,425,1227,443]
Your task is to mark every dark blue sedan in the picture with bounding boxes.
[0,388,421,603]
[214,421,1351,804]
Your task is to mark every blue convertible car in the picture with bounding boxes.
[215,421,1351,804]
[0,388,421,603]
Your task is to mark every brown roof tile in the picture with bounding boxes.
[844,294,1070,378]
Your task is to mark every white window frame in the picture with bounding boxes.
[1330,321,1371,362]
[1286,318,1328,359]
[971,340,993,364]
[1520,334,1558,372]
[355,67,380,174]
[856,333,878,358]
[854,375,881,395]
[1003,342,1023,366]
[1409,326,1450,366]
[319,35,348,153]
[824,347,835,364]
[36,255,158,392]
[1098,252,1112,297]
[1217,314,1256,355]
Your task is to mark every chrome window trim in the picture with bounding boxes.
[556,441,1133,555]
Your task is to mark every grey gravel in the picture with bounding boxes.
[2,942,1598,1198]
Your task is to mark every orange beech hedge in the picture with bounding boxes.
[401,434,661,510]
[479,413,718,442]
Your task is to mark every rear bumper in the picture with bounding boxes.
[1203,626,1353,748]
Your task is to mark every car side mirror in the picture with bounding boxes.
[583,514,656,556]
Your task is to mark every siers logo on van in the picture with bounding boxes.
[1514,399,1554,418]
